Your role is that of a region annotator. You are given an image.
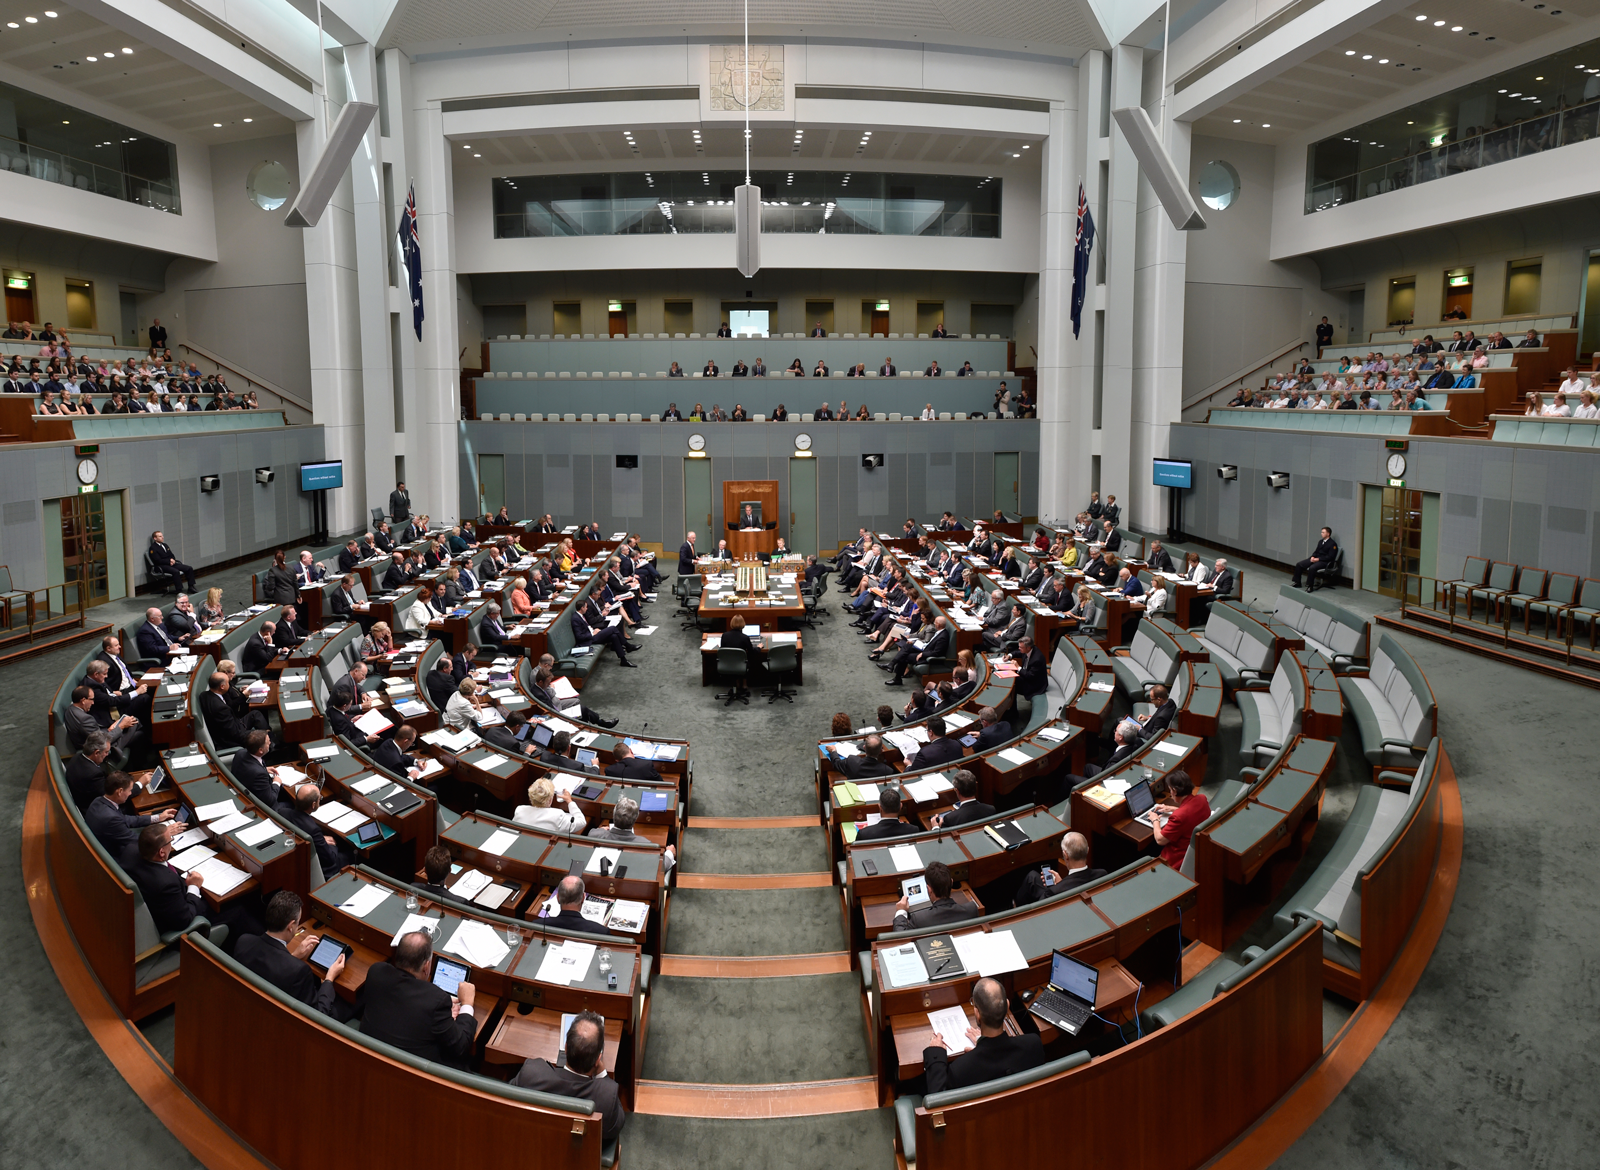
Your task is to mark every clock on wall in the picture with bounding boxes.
[688,433,706,452]
[794,433,813,451]
[1386,452,1407,479]
[76,457,99,485]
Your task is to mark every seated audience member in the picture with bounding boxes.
[923,976,1045,1093]
[512,1009,628,1143]
[358,930,476,1070]
[930,768,996,829]
[87,770,174,863]
[854,785,921,841]
[234,891,347,1017]
[541,875,613,936]
[285,782,356,875]
[892,860,979,930]
[1014,832,1107,905]
[514,776,587,834]
[1148,769,1210,869]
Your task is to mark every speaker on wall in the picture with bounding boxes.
[283,101,379,229]
[616,455,639,469]
[1110,106,1206,232]
[734,182,761,277]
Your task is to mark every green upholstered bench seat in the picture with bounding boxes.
[895,1050,1090,1166]
[1139,917,1322,1031]
[1110,625,1183,700]
[1337,633,1435,768]
[1273,586,1368,671]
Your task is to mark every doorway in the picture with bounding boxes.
[805,300,834,335]
[120,290,139,346]
[684,457,713,542]
[917,301,946,336]
[865,305,889,336]
[993,452,1020,516]
[789,456,817,556]
[1386,277,1416,328]
[45,491,123,609]
[1581,250,1600,359]
[609,310,629,337]
[477,454,505,519]
[65,279,96,330]
[1443,267,1474,320]
[553,301,582,336]
[5,271,36,328]
[1361,485,1439,600]
[1505,259,1542,316]
[1345,289,1364,343]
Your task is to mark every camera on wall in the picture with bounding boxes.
[1266,472,1290,489]
[1217,465,1238,481]
[200,475,220,493]
[862,454,884,470]
[255,468,275,485]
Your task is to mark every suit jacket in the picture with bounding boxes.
[840,755,897,780]
[924,1032,1045,1094]
[284,805,347,875]
[94,651,140,692]
[200,689,252,750]
[605,757,663,783]
[135,620,175,659]
[371,737,416,775]
[147,540,181,570]
[388,490,412,521]
[721,628,755,670]
[358,961,475,1070]
[1148,548,1175,573]
[63,703,104,749]
[425,670,457,711]
[164,608,200,642]
[65,752,107,811]
[909,736,965,771]
[893,894,981,932]
[338,548,362,572]
[262,565,298,604]
[329,588,357,617]
[512,1059,627,1142]
[1142,699,1178,736]
[854,816,922,842]
[973,722,1011,752]
[1308,537,1339,564]
[1057,866,1108,892]
[240,633,276,676]
[274,618,308,648]
[374,530,396,553]
[1211,569,1237,598]
[126,854,205,934]
[86,795,152,864]
[234,934,341,1015]
[1089,740,1140,777]
[916,627,953,663]
[547,908,613,936]
[231,748,279,808]
[678,542,697,575]
[1014,647,1047,698]
[940,799,997,828]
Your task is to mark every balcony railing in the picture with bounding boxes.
[0,133,181,214]
[494,200,999,239]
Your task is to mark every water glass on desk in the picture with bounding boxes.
[405,891,420,912]
[597,948,612,975]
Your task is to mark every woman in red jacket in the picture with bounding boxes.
[1148,770,1210,870]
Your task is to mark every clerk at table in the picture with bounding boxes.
[923,977,1044,1093]
[358,930,476,1071]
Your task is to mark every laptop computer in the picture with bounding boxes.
[1124,778,1156,825]
[1026,950,1099,1035]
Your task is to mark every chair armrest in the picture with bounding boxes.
[160,917,213,946]
[1235,678,1270,691]
[1376,769,1416,787]
[1290,908,1336,930]
[1239,766,1265,782]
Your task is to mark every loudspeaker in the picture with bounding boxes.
[255,467,275,484]
[1266,472,1290,488]
[1217,465,1238,481]
[1110,106,1206,232]
[283,101,379,228]
[615,455,639,469]
[200,475,220,493]
[734,182,761,277]
[862,454,883,470]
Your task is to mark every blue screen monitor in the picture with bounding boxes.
[1152,459,1192,489]
[299,461,344,491]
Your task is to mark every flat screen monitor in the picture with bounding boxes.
[299,460,344,491]
[1152,458,1192,489]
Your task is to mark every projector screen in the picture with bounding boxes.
[299,461,344,491]
[1152,458,1193,489]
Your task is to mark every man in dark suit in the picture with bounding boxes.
[148,530,197,592]
[240,627,277,676]
[283,782,353,875]
[544,875,614,936]
[879,356,897,376]
[572,603,638,666]
[931,769,996,829]
[678,531,698,575]
[87,771,174,864]
[971,707,1011,752]
[907,716,965,771]
[1147,541,1175,574]
[946,667,976,707]
[1292,527,1339,589]
[164,595,202,644]
[931,322,948,338]
[1081,720,1144,779]
[136,606,179,659]
[840,734,898,780]
[810,322,827,337]
[81,659,153,733]
[373,522,396,553]
[66,735,113,811]
[1014,832,1107,905]
[358,930,476,1070]
[200,672,254,751]
[1194,558,1235,624]
[372,725,423,777]
[328,574,358,619]
[886,615,951,687]
[891,861,979,930]
[1139,683,1178,737]
[389,482,411,523]
[235,891,346,1017]
[425,659,458,711]
[716,322,733,338]
[983,603,1027,653]
[923,977,1045,1092]
[274,607,308,648]
[1011,636,1047,701]
[381,552,410,591]
[855,786,922,841]
[1100,520,1122,552]
[604,742,662,783]
[231,731,282,809]
[512,1009,627,1142]
[125,824,248,945]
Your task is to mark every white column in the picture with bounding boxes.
[1036,94,1079,526]
[411,97,461,524]
[1066,51,1108,517]
[1100,43,1143,509]
[383,49,421,499]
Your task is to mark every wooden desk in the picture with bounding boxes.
[696,584,806,630]
[727,527,776,558]
[483,1007,625,1072]
[861,883,982,941]
[699,631,804,686]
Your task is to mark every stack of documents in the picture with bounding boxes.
[390,913,442,945]
[880,942,929,988]
[535,940,597,986]
[480,829,519,856]
[444,920,512,969]
[888,844,924,872]
[193,857,250,896]
[950,930,1028,977]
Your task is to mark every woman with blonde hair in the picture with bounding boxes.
[198,587,225,626]
[556,538,576,573]
[957,648,977,676]
[513,775,587,834]
[443,677,483,730]
[361,621,395,662]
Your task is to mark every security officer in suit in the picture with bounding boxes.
[358,930,476,1070]
[148,530,197,592]
[1292,527,1339,589]
[604,742,662,782]
[388,482,412,523]
[907,716,965,771]
[891,861,980,930]
[930,769,996,829]
[234,891,347,1017]
[923,977,1045,1092]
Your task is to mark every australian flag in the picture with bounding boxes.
[398,181,424,340]
[1071,181,1095,339]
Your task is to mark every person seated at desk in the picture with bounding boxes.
[930,769,996,830]
[231,730,284,809]
[64,684,138,758]
[839,733,897,780]
[814,401,834,419]
[197,670,257,751]
[542,875,614,936]
[1138,683,1177,737]
[126,824,255,951]
[923,976,1045,1093]
[88,770,175,865]
[285,782,355,875]
[771,402,788,420]
[442,677,487,731]
[906,715,964,771]
[372,724,424,778]
[271,605,307,649]
[956,361,976,377]
[1014,832,1106,905]
[605,742,662,783]
[892,860,980,931]
[702,358,720,377]
[381,551,410,591]
[1008,636,1047,701]
[512,1008,628,1143]
[134,606,180,660]
[668,364,685,379]
[1073,719,1144,783]
[515,776,587,834]
[663,402,683,421]
[164,594,202,644]
[295,550,328,587]
[358,930,476,1071]
[854,785,922,841]
[413,845,465,904]
[1148,770,1209,869]
[731,361,748,378]
[587,798,676,868]
[337,540,363,573]
[885,614,950,688]
[981,603,1027,653]
[328,573,359,619]
[235,891,347,1018]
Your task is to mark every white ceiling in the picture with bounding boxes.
[1193,0,1600,144]
[385,0,1102,58]
[0,1,293,141]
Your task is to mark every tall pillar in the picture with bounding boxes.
[1036,94,1080,526]
[1100,43,1143,510]
[411,98,462,524]
[1066,51,1108,516]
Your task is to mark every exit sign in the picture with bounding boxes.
[78,484,99,494]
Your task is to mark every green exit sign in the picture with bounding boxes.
[78,484,99,494]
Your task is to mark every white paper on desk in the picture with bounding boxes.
[169,827,211,850]
[167,753,207,770]
[475,883,515,911]
[944,711,975,729]
[634,626,657,636]
[383,675,412,689]
[206,810,253,835]
[480,752,517,774]
[951,929,1029,977]
[880,942,929,988]
[450,869,494,900]
[545,717,580,737]
[551,677,579,700]
[444,919,511,969]
[830,741,861,759]
[351,775,391,795]
[1088,681,1115,692]
[571,731,600,748]
[998,747,1034,767]
[310,800,353,825]
[585,847,622,874]
[1101,777,1132,795]
[283,700,314,711]
[393,699,429,717]
[329,808,368,833]
[416,758,444,778]
[856,782,882,802]
[481,829,519,856]
[354,709,393,735]
[385,683,416,695]
[193,799,238,822]
[888,844,924,873]
[901,779,940,804]
[1037,727,1069,742]
[164,684,187,696]
[1150,739,1186,756]
[236,819,281,847]
[927,1005,975,1055]
[390,913,442,947]
[194,857,250,896]
[305,743,340,759]
[607,899,649,933]
[536,940,596,986]
[169,844,216,872]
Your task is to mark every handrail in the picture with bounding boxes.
[1,580,88,648]
[177,342,313,415]
[1182,337,1309,412]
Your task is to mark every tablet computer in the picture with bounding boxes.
[356,821,383,844]
[531,722,554,748]
[573,783,604,801]
[575,748,599,769]
[309,936,351,972]
[432,956,470,996]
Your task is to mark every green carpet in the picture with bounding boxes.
[624,1113,897,1170]
[681,827,832,875]
[666,888,847,956]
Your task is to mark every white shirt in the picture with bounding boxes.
[513,801,586,835]
[1542,403,1572,417]
[1574,402,1599,419]
[921,407,936,420]
[403,598,432,634]
[442,690,477,730]
[1187,563,1210,584]
[1145,585,1169,612]
[1558,377,1587,397]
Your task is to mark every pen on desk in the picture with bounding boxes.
[932,958,951,976]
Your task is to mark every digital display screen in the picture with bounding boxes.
[309,937,346,970]
[432,956,470,995]
[300,461,344,491]
[1152,459,1193,489]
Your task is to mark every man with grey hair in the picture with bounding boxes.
[587,797,677,868]
[358,928,476,1070]
[1015,831,1108,905]
[1072,720,1145,786]
[65,731,115,811]
[479,601,508,653]
[544,875,613,936]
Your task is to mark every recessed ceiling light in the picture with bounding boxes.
[5,22,17,28]
[462,144,470,148]
[122,47,132,54]
[213,122,222,127]
[1451,25,1462,31]
[1379,58,1389,63]
[1022,144,1030,149]
[1415,12,1427,19]
[243,117,252,122]
[1407,120,1415,124]
[45,8,58,15]
[1262,123,1271,128]
[1433,19,1445,25]
[1510,91,1521,96]
[1362,54,1372,60]
[1535,76,1544,80]
[1499,88,1507,93]
[1345,49,1356,55]
[474,153,481,158]
[86,55,96,61]
[61,119,68,124]
[24,15,37,22]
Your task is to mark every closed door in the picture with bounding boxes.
[609,310,628,337]
[477,454,505,518]
[1362,485,1437,600]
[5,282,35,327]
[119,290,139,346]
[789,456,817,556]
[870,309,889,336]
[684,457,713,541]
[993,452,1020,516]
[49,493,112,608]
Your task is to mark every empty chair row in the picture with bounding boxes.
[491,332,1010,340]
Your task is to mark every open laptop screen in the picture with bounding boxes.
[1050,950,1099,1003]
[1124,779,1154,818]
